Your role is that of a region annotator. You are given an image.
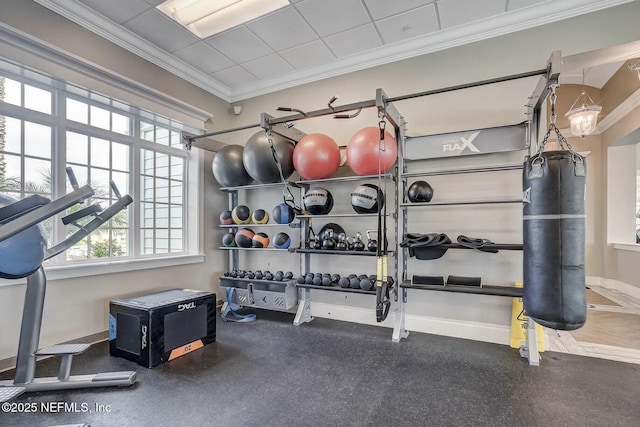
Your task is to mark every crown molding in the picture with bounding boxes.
[597,88,640,132]
[33,0,232,101]
[0,23,212,129]
[231,0,636,101]
[34,0,634,102]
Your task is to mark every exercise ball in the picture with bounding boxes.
[0,194,47,279]
[252,232,270,248]
[243,131,295,183]
[219,210,233,225]
[235,228,255,248]
[252,209,269,224]
[293,133,340,180]
[212,145,253,187]
[407,181,434,203]
[303,187,333,215]
[273,232,291,249]
[273,203,295,224]
[232,205,252,224]
[346,127,397,175]
[222,232,236,247]
[351,183,384,214]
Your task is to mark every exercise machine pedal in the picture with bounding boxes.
[0,386,26,403]
[36,343,91,356]
[36,344,91,380]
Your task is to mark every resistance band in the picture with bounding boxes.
[222,287,256,322]
[375,117,391,322]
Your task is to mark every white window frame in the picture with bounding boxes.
[0,62,205,286]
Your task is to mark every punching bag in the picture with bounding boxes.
[523,150,587,330]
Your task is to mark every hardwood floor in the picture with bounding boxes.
[546,286,640,364]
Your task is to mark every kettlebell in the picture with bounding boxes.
[352,232,365,251]
[312,235,322,250]
[336,232,348,251]
[322,229,336,250]
[366,230,377,253]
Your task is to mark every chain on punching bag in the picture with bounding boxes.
[523,85,587,331]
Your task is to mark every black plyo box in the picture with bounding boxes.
[109,289,216,368]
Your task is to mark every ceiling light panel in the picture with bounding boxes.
[157,0,290,38]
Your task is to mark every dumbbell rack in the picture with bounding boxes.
[218,181,302,314]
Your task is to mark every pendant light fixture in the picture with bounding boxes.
[564,69,602,138]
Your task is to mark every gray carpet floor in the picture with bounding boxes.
[1,309,639,426]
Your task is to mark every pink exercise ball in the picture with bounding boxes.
[293,133,340,180]
[346,127,397,176]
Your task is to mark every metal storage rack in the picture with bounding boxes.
[292,171,398,326]
[218,181,302,314]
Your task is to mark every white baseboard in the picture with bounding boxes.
[310,302,510,345]
[586,276,640,300]
[310,302,395,329]
[404,314,511,345]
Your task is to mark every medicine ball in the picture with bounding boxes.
[222,232,236,247]
[318,223,346,243]
[0,194,47,279]
[243,131,295,184]
[293,133,340,180]
[231,205,252,224]
[351,183,384,214]
[252,232,270,248]
[346,127,397,176]
[273,203,295,224]
[235,228,255,248]
[273,232,291,249]
[407,180,434,203]
[303,187,333,215]
[219,210,233,225]
[212,144,253,187]
[252,209,269,224]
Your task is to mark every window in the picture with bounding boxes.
[0,71,191,266]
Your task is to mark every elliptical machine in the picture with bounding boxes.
[0,168,137,403]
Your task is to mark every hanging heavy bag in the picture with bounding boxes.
[523,86,587,331]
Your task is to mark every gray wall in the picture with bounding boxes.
[1,0,640,360]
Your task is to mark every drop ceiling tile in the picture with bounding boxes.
[363,0,434,20]
[211,66,258,88]
[143,0,166,6]
[280,40,336,70]
[324,24,382,58]
[437,0,506,29]
[172,42,234,74]
[247,6,317,51]
[205,26,273,64]
[375,4,438,44]
[507,0,551,11]
[295,0,371,37]
[122,9,198,52]
[241,54,294,80]
[78,0,151,24]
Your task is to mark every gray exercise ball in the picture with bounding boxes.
[242,131,295,184]
[212,144,253,187]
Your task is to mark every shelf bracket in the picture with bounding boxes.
[518,318,541,366]
[260,113,306,142]
[293,288,313,326]
[392,288,409,342]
